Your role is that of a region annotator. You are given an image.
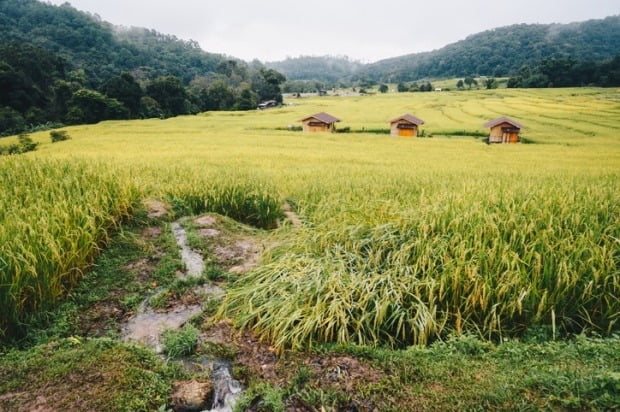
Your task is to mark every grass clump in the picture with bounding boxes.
[161,324,199,358]
[235,383,286,412]
[167,178,282,229]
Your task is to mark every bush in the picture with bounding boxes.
[50,130,70,143]
[0,133,39,155]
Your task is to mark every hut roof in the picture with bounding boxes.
[390,114,425,125]
[483,116,524,129]
[300,112,341,124]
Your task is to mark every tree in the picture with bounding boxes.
[0,106,25,136]
[464,76,477,89]
[397,82,408,92]
[146,76,188,117]
[66,88,128,124]
[456,79,464,89]
[379,84,389,93]
[484,77,498,89]
[202,80,235,111]
[236,88,257,110]
[103,73,143,117]
[252,68,286,103]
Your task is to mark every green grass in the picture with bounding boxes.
[161,324,199,358]
[234,335,620,411]
[0,337,181,411]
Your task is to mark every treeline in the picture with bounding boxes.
[0,0,285,136]
[507,55,620,88]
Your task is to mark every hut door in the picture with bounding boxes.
[399,128,414,137]
[501,127,519,143]
[509,132,519,143]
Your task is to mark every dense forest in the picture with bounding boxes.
[506,55,620,88]
[0,0,285,136]
[269,17,620,85]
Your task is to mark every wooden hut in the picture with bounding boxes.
[300,112,341,132]
[483,117,524,143]
[389,114,425,137]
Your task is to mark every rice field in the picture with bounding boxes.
[1,88,619,346]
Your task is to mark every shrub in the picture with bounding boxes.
[50,130,70,143]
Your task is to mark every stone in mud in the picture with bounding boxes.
[144,199,170,219]
[214,239,261,274]
[194,215,217,226]
[141,226,163,238]
[171,380,213,412]
[198,228,221,238]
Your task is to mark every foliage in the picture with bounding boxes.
[66,89,129,124]
[50,130,70,143]
[235,383,286,412]
[146,76,189,117]
[161,324,199,358]
[102,73,143,117]
[266,55,362,84]
[266,17,620,84]
[0,133,38,155]
[508,55,620,88]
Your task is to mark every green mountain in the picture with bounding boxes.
[0,0,285,135]
[0,0,225,87]
[266,55,363,83]
[268,17,620,84]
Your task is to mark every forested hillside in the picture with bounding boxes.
[0,0,285,136]
[266,55,363,90]
[361,16,620,82]
[268,17,620,85]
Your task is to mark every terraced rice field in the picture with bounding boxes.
[1,88,619,347]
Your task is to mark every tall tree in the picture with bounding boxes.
[103,73,143,117]
[146,76,188,116]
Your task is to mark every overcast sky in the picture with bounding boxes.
[46,0,618,62]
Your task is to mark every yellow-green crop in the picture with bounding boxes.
[1,88,619,346]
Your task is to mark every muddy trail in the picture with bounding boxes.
[121,211,262,411]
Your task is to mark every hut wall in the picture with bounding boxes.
[489,122,520,143]
[302,120,331,132]
[390,122,418,137]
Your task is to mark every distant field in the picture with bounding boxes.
[1,88,619,345]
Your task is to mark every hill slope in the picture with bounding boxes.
[266,55,363,83]
[0,0,226,86]
[268,17,620,83]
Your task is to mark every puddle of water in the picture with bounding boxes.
[172,222,205,277]
[121,304,203,353]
